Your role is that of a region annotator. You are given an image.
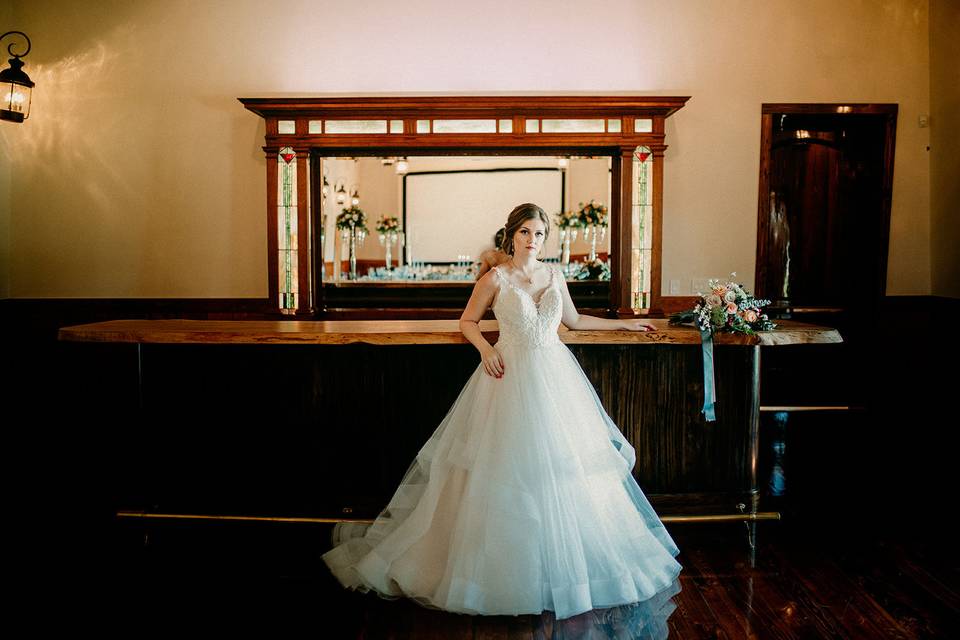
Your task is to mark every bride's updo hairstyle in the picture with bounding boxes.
[501,203,550,256]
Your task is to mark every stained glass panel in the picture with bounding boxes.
[541,119,605,133]
[432,119,497,133]
[324,120,388,134]
[306,154,312,310]
[631,146,653,310]
[278,146,298,312]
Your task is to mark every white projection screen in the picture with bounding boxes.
[404,169,563,263]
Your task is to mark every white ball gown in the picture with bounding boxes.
[322,263,683,622]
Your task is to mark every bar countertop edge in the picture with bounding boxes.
[56,318,843,347]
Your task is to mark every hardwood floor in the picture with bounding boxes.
[34,512,952,638]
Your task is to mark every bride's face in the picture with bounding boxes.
[512,218,546,256]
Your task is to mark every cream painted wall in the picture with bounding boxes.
[0,0,937,298]
[929,0,960,298]
[0,1,13,298]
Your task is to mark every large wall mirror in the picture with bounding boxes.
[239,95,688,319]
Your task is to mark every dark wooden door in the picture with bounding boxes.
[757,105,897,316]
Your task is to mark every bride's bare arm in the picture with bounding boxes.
[459,270,506,377]
[557,270,656,332]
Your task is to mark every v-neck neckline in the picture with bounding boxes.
[496,265,553,306]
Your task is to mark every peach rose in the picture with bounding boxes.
[744,309,758,322]
[726,302,738,314]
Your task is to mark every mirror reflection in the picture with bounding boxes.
[318,155,613,283]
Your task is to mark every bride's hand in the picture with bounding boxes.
[622,320,657,332]
[481,345,505,378]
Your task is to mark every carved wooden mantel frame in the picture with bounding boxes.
[239,95,689,318]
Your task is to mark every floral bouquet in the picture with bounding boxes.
[668,273,776,423]
[375,214,400,234]
[576,199,608,227]
[669,272,776,336]
[573,258,611,281]
[555,209,583,230]
[336,205,368,232]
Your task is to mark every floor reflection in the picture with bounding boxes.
[530,577,682,640]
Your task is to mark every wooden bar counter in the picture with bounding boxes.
[58,317,837,346]
[57,318,841,538]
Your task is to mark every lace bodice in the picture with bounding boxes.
[492,264,563,348]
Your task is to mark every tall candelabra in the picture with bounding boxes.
[337,206,368,280]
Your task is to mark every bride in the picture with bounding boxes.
[322,203,683,623]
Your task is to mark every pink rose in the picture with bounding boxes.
[726,302,738,314]
[744,309,758,322]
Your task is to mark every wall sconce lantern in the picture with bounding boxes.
[350,187,360,207]
[0,31,33,123]
[335,181,347,205]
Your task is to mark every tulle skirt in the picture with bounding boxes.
[321,340,683,621]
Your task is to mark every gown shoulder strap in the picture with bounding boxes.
[490,265,504,308]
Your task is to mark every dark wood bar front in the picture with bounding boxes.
[58,319,840,535]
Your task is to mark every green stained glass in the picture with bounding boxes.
[278,147,298,312]
[632,146,653,310]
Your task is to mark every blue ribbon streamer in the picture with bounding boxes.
[700,328,717,422]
